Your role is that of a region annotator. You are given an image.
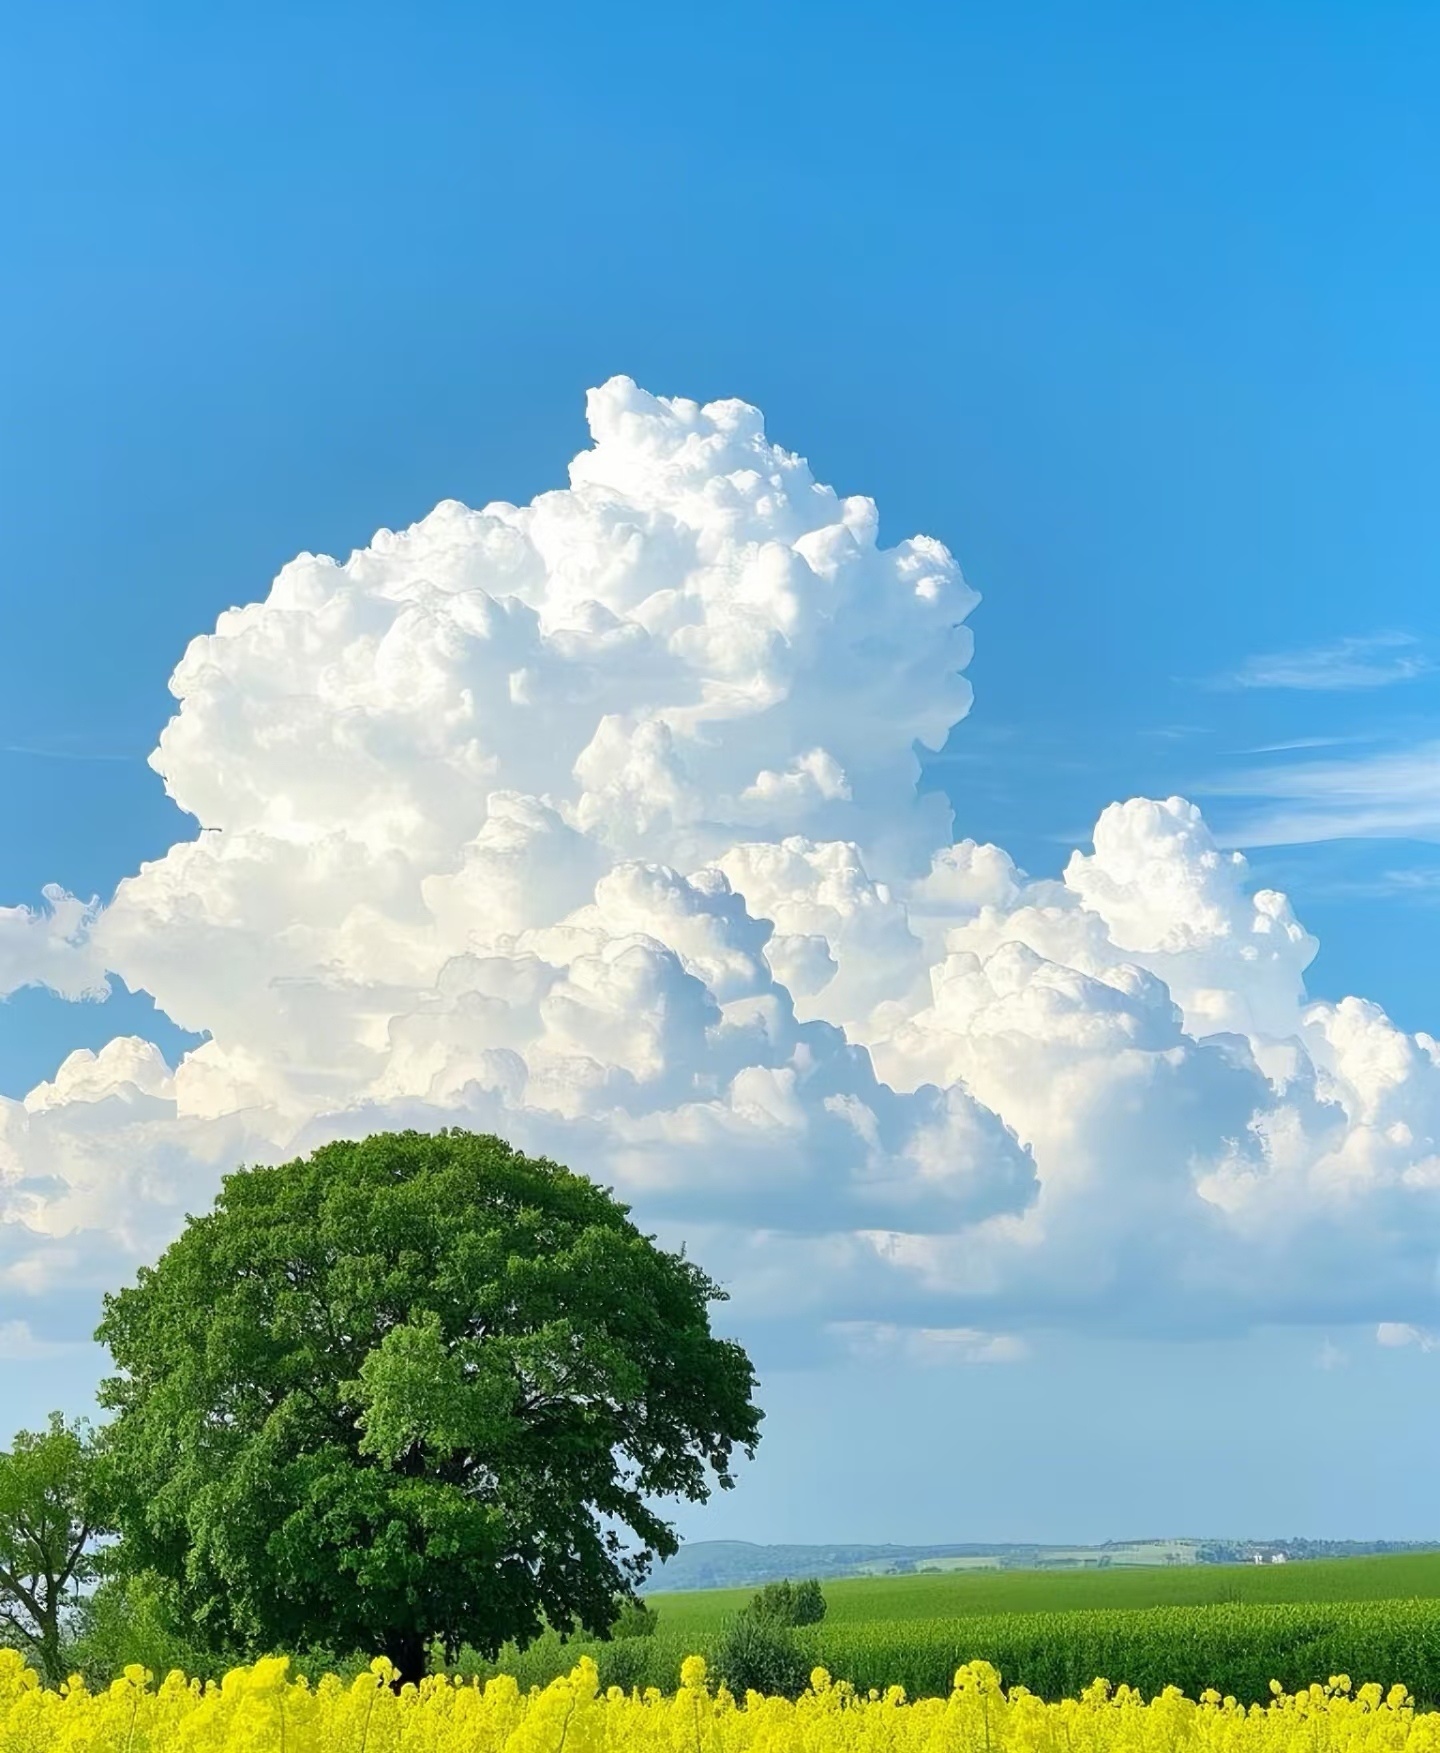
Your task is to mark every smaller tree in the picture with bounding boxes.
[0,1413,103,1685]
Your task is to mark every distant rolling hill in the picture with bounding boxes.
[651,1538,1438,1593]
[652,1541,1041,1592]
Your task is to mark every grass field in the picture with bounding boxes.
[647,1550,1440,1637]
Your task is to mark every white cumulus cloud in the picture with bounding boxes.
[4,378,1440,1359]
[1376,1322,1440,1352]
[0,887,107,1003]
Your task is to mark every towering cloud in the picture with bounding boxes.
[3,380,1439,1353]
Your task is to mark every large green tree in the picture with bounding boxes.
[96,1129,761,1682]
[0,1413,104,1685]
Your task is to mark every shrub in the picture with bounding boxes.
[66,1573,227,1686]
[599,1635,661,1692]
[447,1628,688,1693]
[611,1598,660,1639]
[712,1613,811,1698]
[748,1577,827,1627]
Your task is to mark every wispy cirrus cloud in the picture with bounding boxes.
[829,1323,1030,1366]
[1240,736,1353,755]
[1206,740,1440,845]
[0,741,139,764]
[1209,632,1433,693]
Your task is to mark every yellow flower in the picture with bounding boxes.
[3,1650,1437,1753]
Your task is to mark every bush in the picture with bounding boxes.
[598,1635,663,1692]
[448,1628,689,1692]
[712,1613,812,1699]
[611,1598,659,1639]
[65,1572,381,1688]
[66,1573,227,1685]
[747,1578,827,1627]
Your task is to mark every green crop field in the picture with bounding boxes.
[458,1552,1440,1706]
[646,1550,1440,1637]
[462,1591,1440,1706]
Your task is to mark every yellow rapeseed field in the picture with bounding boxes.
[3,1649,1438,1753]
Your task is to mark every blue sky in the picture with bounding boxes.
[4,1,1440,1544]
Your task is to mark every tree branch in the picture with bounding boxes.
[0,1562,41,1621]
[0,1604,37,1644]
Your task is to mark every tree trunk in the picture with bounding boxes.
[383,1629,427,1688]
[38,1605,62,1690]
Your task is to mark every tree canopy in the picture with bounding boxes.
[96,1129,761,1681]
[0,1413,103,1685]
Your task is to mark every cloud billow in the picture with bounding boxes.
[3,379,1440,1359]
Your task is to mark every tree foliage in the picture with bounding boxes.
[0,1413,104,1685]
[95,1129,761,1682]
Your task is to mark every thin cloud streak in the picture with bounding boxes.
[1208,632,1434,694]
[1240,736,1354,755]
[0,744,139,765]
[1206,739,1440,846]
